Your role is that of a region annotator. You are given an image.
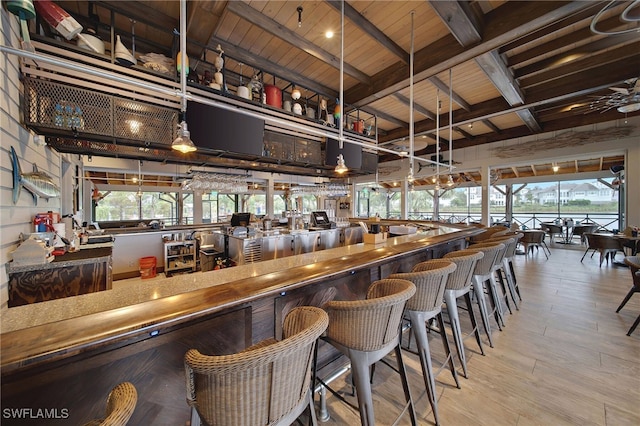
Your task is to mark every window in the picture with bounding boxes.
[242,194,266,216]
[218,194,237,221]
[94,191,179,224]
[202,192,218,223]
[407,188,434,220]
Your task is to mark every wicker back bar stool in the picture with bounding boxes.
[489,232,524,305]
[440,250,485,378]
[82,382,137,426]
[461,243,505,343]
[184,306,329,426]
[469,239,513,321]
[322,279,418,426]
[389,260,458,426]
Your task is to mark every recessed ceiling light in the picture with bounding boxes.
[325,30,334,39]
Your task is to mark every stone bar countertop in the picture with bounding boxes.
[0,223,480,373]
[7,247,113,273]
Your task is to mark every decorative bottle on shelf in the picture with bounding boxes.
[211,44,224,90]
[333,98,341,119]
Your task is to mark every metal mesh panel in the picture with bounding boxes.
[23,77,178,146]
[114,99,177,145]
[294,138,321,164]
[23,77,113,136]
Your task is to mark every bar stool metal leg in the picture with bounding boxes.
[408,310,441,425]
[436,313,461,389]
[471,276,495,345]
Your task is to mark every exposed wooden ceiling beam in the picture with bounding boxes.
[207,36,337,98]
[453,126,474,139]
[346,1,590,106]
[226,1,370,84]
[365,106,408,129]
[514,30,638,80]
[428,76,471,111]
[511,166,520,178]
[379,57,639,144]
[475,50,541,132]
[499,1,604,53]
[326,0,409,64]
[391,93,436,120]
[531,164,538,176]
[482,119,501,134]
[509,10,633,66]
[519,42,640,90]
[430,0,538,132]
[428,0,482,46]
[96,1,177,31]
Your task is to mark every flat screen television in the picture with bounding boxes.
[326,138,362,170]
[230,212,251,227]
[186,101,264,156]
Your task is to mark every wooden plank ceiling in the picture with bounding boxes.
[59,1,638,179]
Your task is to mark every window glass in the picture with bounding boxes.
[243,194,266,216]
[202,192,218,223]
[94,191,140,221]
[368,189,388,218]
[274,194,286,215]
[182,193,193,225]
[218,194,237,222]
[407,188,434,220]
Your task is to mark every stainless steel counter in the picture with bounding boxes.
[227,227,362,264]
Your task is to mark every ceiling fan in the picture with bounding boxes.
[585,78,640,113]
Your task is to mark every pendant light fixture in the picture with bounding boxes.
[435,89,440,191]
[407,11,415,183]
[335,153,348,174]
[335,0,348,174]
[447,174,455,187]
[136,160,142,198]
[172,0,197,154]
[448,68,453,176]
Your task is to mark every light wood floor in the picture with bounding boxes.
[312,244,640,425]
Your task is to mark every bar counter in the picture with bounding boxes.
[1,223,480,425]
[6,247,113,307]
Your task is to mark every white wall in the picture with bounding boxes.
[0,11,68,307]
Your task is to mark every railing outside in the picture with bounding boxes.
[403,211,621,232]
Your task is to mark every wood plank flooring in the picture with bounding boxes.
[309,244,640,425]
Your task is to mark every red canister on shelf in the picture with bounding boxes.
[353,119,364,133]
[264,85,282,108]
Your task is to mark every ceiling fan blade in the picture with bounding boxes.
[609,87,630,95]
